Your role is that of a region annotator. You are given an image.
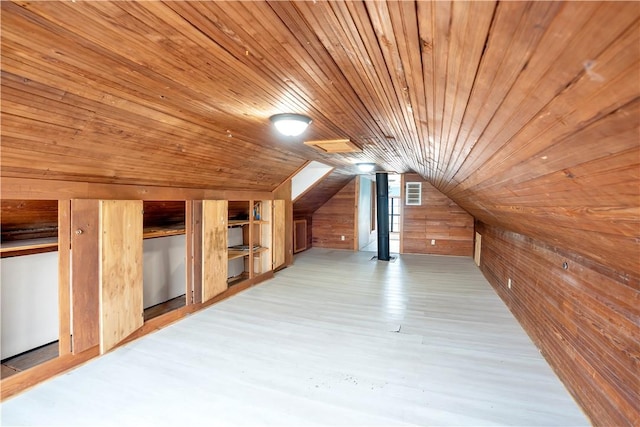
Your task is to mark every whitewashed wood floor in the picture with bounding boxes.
[1,249,589,426]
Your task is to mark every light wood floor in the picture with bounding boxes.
[1,249,589,426]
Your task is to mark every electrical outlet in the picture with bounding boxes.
[508,278,512,289]
[341,235,345,241]
[431,239,436,245]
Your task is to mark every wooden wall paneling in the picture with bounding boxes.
[0,199,58,241]
[142,200,185,231]
[402,0,496,183]
[446,2,639,191]
[185,200,194,305]
[273,178,293,268]
[256,200,273,275]
[0,177,273,203]
[358,1,423,166]
[272,200,286,270]
[473,231,481,267]
[1,2,305,191]
[191,201,203,305]
[454,100,640,203]
[293,214,313,252]
[476,222,639,426]
[435,0,562,188]
[57,200,71,356]
[98,200,143,354]
[70,199,100,354]
[293,219,307,253]
[312,178,357,250]
[202,200,227,303]
[401,174,474,256]
[293,170,355,217]
[452,19,640,197]
[247,202,254,279]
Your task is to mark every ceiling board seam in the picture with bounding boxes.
[451,10,640,196]
[435,1,497,190]
[446,2,622,190]
[442,2,562,193]
[362,0,424,173]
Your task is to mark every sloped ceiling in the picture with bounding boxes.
[1,1,639,274]
[294,169,355,217]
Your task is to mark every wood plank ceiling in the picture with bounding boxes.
[1,1,639,274]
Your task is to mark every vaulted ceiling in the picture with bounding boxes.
[1,1,639,274]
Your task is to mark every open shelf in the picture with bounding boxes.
[226,200,272,286]
[228,249,248,260]
[0,237,58,258]
[227,272,249,286]
[143,224,185,239]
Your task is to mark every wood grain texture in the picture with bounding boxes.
[273,179,293,268]
[0,249,588,425]
[70,199,100,354]
[0,177,273,203]
[294,169,354,217]
[185,200,194,305]
[191,200,203,305]
[1,3,638,422]
[294,219,308,253]
[1,200,57,241]
[294,214,314,253]
[99,200,143,354]
[401,174,474,256]
[0,345,99,402]
[57,200,71,356]
[255,201,273,275]
[202,200,228,302]
[142,201,185,231]
[312,178,356,250]
[272,199,286,270]
[1,1,638,279]
[476,222,639,427]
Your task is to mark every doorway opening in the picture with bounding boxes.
[359,174,400,254]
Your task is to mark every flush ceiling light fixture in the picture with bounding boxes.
[356,163,375,172]
[270,113,312,137]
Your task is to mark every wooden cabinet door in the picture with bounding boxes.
[71,199,100,354]
[272,199,286,270]
[99,200,143,354]
[202,200,228,302]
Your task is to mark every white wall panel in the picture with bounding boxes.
[1,252,59,359]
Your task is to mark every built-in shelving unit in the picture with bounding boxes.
[142,201,187,321]
[1,200,60,378]
[142,225,185,239]
[0,237,58,258]
[226,200,272,286]
[0,196,283,390]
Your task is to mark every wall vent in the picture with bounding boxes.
[405,182,422,206]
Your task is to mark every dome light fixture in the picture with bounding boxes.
[356,163,375,173]
[270,113,312,137]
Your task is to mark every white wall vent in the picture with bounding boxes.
[405,182,422,206]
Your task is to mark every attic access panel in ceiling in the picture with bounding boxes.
[304,139,361,153]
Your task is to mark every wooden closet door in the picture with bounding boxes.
[71,199,100,354]
[202,200,228,303]
[99,200,143,354]
[272,199,286,270]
